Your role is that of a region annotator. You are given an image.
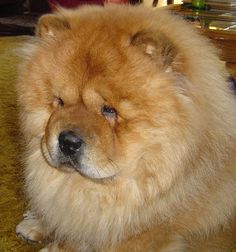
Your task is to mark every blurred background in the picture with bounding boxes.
[1,0,235,36]
[0,0,183,35]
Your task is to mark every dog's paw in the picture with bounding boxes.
[16,211,45,244]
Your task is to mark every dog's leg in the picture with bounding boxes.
[16,210,46,244]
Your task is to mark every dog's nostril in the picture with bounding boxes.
[58,131,83,156]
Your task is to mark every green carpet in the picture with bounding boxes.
[0,36,41,252]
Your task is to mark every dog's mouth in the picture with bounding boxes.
[41,136,119,180]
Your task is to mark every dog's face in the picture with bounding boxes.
[19,7,193,185]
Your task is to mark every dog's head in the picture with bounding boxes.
[18,6,202,190]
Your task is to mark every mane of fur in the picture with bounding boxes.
[17,5,236,251]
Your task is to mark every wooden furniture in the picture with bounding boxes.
[170,4,236,79]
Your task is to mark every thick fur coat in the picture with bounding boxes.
[16,5,236,252]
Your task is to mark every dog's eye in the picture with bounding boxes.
[101,105,117,118]
[53,96,64,108]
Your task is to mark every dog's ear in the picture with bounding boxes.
[36,14,70,39]
[131,31,183,72]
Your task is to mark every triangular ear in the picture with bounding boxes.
[36,13,70,39]
[131,31,183,72]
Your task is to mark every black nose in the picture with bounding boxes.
[58,131,83,156]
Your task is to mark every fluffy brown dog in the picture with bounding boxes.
[16,4,236,252]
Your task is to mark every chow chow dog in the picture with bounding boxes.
[16,4,236,252]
